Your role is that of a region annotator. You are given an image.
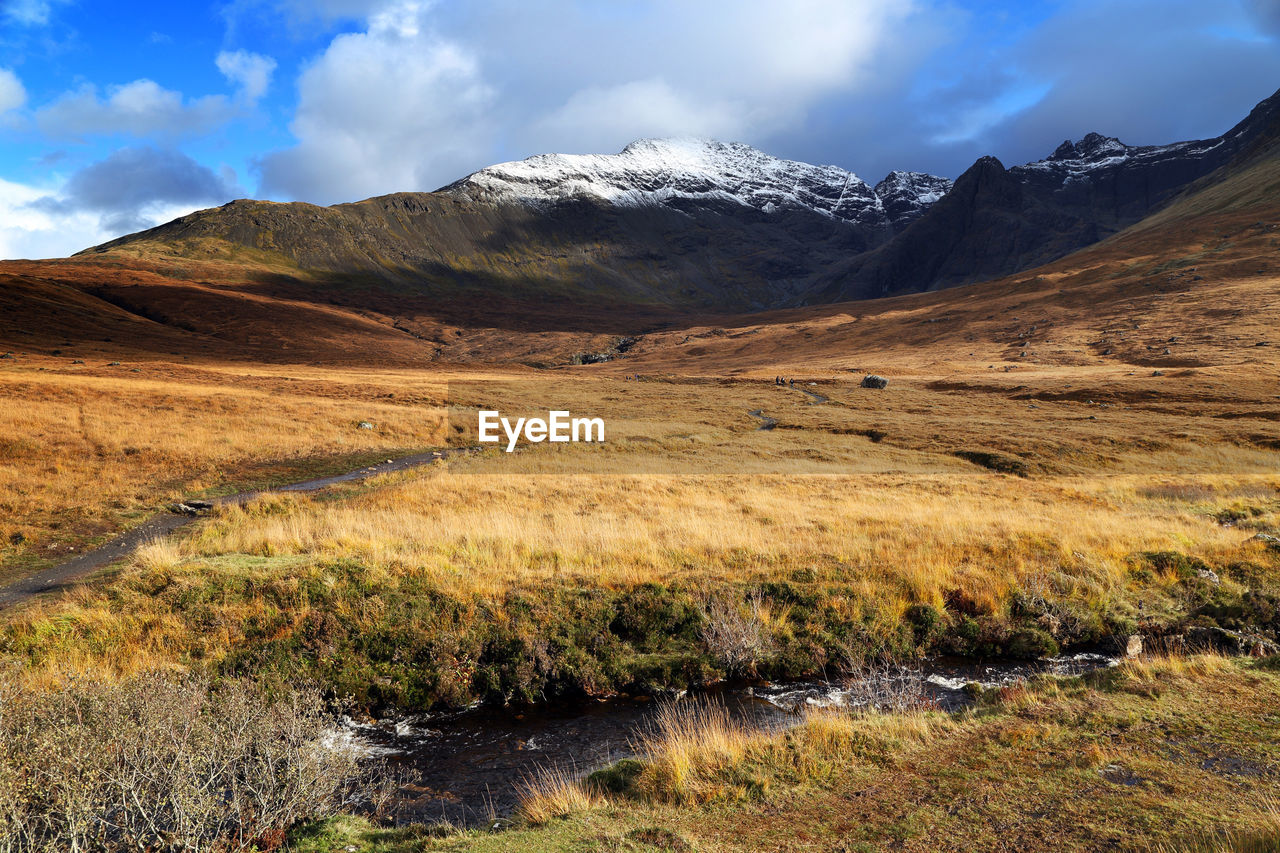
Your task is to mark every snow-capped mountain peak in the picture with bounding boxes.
[1047,132,1130,163]
[442,138,910,228]
[873,170,954,230]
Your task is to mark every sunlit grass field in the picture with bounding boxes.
[0,359,1276,706]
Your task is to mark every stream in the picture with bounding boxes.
[347,652,1118,826]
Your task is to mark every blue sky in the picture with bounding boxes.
[1,0,1279,259]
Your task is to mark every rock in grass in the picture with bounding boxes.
[1185,626,1280,657]
[357,421,374,430]
[860,374,889,389]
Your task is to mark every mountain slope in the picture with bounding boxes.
[3,122,1278,370]
[76,85,1280,315]
[821,87,1280,300]
[81,140,941,314]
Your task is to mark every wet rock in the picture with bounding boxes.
[1185,626,1280,657]
[861,374,889,389]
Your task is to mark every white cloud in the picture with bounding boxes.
[0,176,107,259]
[216,50,277,104]
[0,68,25,115]
[257,0,918,202]
[528,79,746,154]
[471,0,920,153]
[35,80,234,139]
[1,0,64,26]
[258,1,495,203]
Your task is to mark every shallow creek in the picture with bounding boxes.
[347,653,1117,826]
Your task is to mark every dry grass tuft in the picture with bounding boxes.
[630,701,762,804]
[515,765,603,825]
[134,536,184,572]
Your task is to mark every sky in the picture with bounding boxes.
[1,0,1279,259]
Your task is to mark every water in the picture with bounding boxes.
[349,652,1117,826]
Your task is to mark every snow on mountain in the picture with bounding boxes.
[1013,131,1228,184]
[873,170,954,230]
[443,138,941,230]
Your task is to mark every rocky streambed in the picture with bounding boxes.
[348,652,1119,826]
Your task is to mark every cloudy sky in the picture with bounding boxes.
[1,0,1278,259]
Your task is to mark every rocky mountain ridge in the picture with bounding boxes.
[79,86,1280,312]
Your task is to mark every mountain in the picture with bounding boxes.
[447,138,889,228]
[873,171,954,230]
[80,139,942,314]
[3,85,1277,361]
[819,87,1280,300]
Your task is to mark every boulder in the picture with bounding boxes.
[1109,633,1143,657]
[1185,626,1280,657]
[357,421,375,430]
[168,501,213,516]
[861,374,889,389]
[1253,533,1280,552]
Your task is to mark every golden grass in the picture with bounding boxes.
[0,356,1276,694]
[134,536,184,572]
[515,765,604,825]
[0,361,450,576]
[630,701,763,804]
[172,466,1268,609]
[515,699,949,818]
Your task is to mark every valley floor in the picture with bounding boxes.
[0,295,1277,849]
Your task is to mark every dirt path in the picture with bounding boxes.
[0,446,473,608]
[795,385,829,404]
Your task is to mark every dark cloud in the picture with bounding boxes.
[759,0,1280,182]
[31,146,242,234]
[1244,0,1280,36]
